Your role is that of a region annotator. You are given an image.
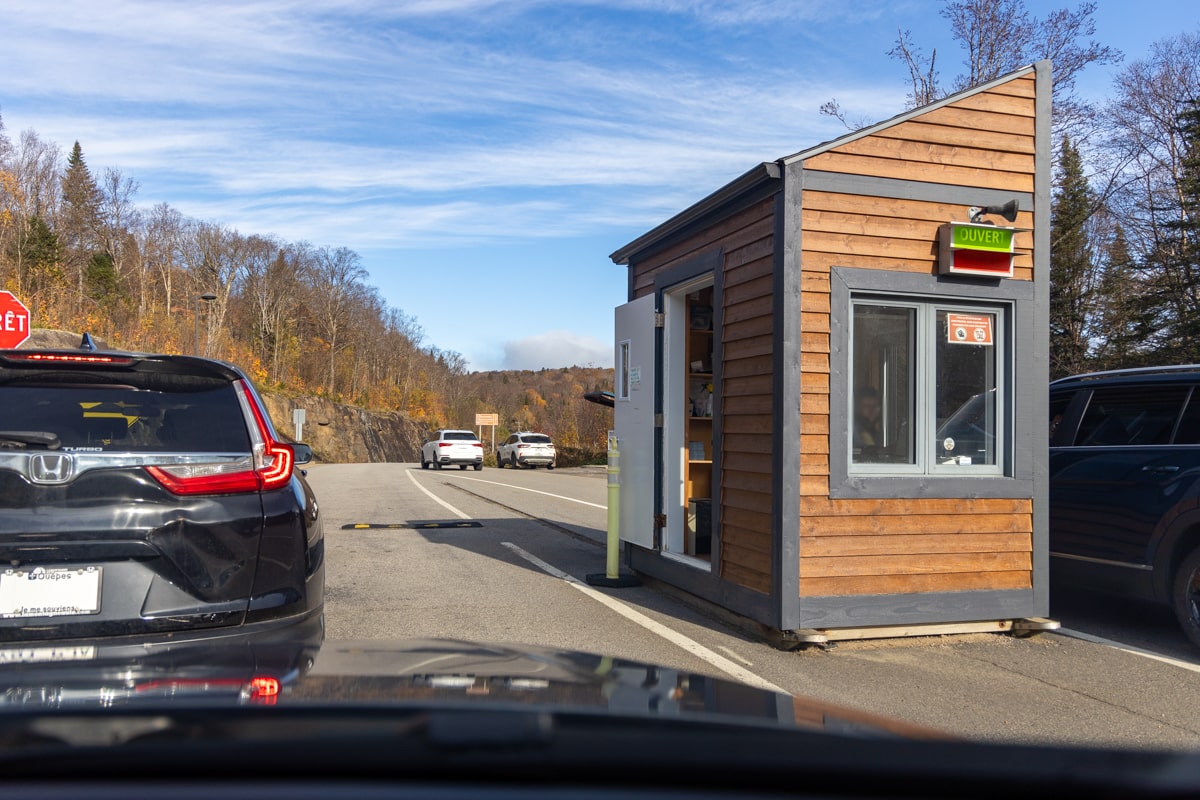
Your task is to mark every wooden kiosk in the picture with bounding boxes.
[610,62,1051,640]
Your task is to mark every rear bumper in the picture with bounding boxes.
[0,605,324,657]
[0,610,324,709]
[517,455,555,465]
[438,456,483,465]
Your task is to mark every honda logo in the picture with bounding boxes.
[29,453,74,485]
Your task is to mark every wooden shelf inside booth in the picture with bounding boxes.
[684,287,715,559]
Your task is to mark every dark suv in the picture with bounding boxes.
[1049,365,1200,646]
[0,342,324,648]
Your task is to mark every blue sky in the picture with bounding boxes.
[1,1,1195,371]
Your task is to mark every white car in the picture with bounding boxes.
[421,429,484,470]
[497,432,556,469]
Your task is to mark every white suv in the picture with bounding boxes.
[421,430,484,470]
[497,432,556,469]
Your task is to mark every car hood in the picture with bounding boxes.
[9,638,1200,798]
[0,636,935,739]
[288,638,938,738]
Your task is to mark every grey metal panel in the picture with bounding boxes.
[774,165,802,630]
[615,294,659,549]
[801,170,1033,213]
[828,266,1037,500]
[628,544,776,625]
[652,250,722,292]
[797,588,1037,629]
[780,64,1037,165]
[1030,59,1053,616]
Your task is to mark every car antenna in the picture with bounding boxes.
[78,332,98,352]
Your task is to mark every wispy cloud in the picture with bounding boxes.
[0,0,935,367]
[501,330,612,370]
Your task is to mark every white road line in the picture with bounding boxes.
[716,645,755,667]
[501,541,788,694]
[1057,628,1200,674]
[405,470,471,520]
[457,476,606,510]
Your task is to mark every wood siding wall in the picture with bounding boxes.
[797,73,1037,598]
[630,197,777,595]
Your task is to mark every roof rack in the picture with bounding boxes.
[1051,364,1200,385]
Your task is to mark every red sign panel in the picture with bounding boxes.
[0,291,31,349]
[945,313,994,346]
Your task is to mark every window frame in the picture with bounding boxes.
[829,267,1035,500]
[617,339,632,402]
[849,297,1007,477]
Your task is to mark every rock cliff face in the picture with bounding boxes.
[258,393,425,464]
[20,329,110,350]
[18,328,424,464]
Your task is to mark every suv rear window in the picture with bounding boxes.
[444,432,478,441]
[1,384,251,453]
[521,435,552,444]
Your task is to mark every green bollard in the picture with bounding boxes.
[586,430,639,588]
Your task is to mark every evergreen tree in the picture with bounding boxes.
[9,215,62,301]
[1090,225,1151,369]
[1128,99,1200,364]
[1049,136,1096,379]
[59,141,102,309]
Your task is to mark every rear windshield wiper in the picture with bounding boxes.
[0,431,62,450]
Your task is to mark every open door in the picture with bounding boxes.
[615,293,656,549]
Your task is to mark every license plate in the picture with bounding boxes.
[0,646,97,664]
[0,567,102,618]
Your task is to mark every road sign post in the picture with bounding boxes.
[0,292,31,349]
[475,413,499,457]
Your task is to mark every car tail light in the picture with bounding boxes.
[248,675,281,699]
[2,352,134,365]
[439,442,453,448]
[146,458,261,495]
[146,379,294,496]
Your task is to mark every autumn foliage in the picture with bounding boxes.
[0,125,613,459]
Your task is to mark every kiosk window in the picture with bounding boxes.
[851,299,1006,476]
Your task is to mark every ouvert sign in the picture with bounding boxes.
[938,221,1017,279]
[0,291,31,349]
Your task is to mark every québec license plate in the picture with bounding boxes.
[0,566,102,618]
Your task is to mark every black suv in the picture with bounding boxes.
[0,342,324,648]
[1050,365,1200,646]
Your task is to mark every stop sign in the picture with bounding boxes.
[0,291,31,349]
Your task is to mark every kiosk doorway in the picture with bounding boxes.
[662,275,715,568]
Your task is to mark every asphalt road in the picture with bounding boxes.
[306,462,1200,752]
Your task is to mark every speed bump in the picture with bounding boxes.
[341,521,482,530]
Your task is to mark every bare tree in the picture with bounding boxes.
[141,203,186,321]
[240,239,307,384]
[97,167,141,290]
[178,221,248,355]
[1,131,62,301]
[306,245,367,397]
[826,0,1121,144]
